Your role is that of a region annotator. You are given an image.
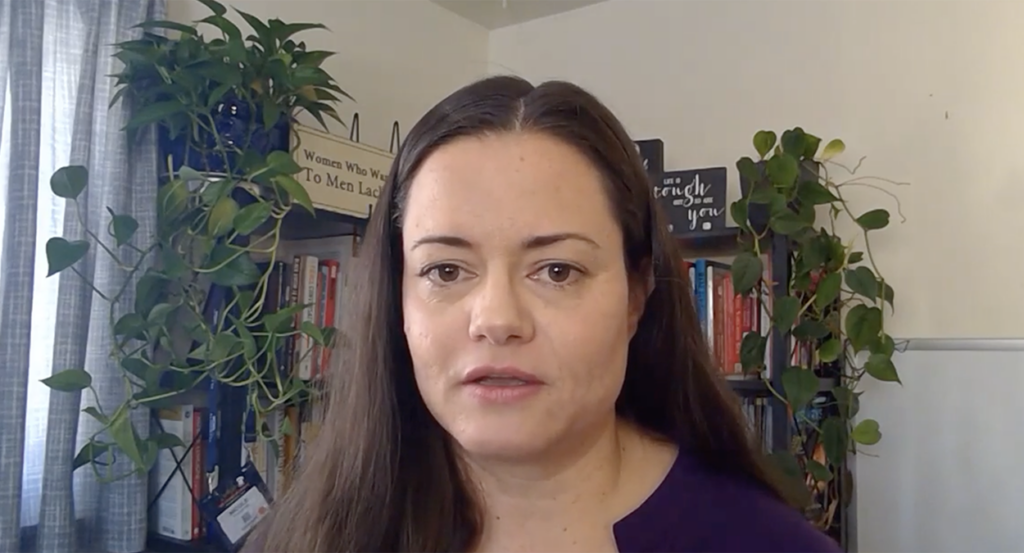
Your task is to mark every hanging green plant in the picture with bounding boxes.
[40,0,349,482]
[728,127,907,533]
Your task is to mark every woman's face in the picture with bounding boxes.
[401,131,644,462]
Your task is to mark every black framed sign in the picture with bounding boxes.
[654,166,728,235]
[634,138,664,178]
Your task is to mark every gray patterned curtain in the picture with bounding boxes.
[0,0,165,552]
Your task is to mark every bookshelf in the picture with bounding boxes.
[677,224,850,546]
[675,226,792,454]
[144,201,367,553]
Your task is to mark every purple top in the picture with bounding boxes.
[244,450,842,553]
[614,450,843,552]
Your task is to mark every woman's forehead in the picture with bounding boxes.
[401,132,621,248]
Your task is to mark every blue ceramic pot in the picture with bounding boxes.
[158,93,290,181]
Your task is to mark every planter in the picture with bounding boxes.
[158,93,290,181]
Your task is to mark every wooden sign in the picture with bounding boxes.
[654,167,728,235]
[289,123,393,219]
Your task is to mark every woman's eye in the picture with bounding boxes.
[431,264,462,283]
[545,264,574,283]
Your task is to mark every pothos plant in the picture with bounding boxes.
[728,127,906,536]
[40,0,349,481]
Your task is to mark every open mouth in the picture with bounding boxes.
[469,376,537,386]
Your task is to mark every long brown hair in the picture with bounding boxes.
[249,75,790,553]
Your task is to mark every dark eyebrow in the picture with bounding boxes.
[410,232,600,251]
[522,232,600,250]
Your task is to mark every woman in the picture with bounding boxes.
[247,75,842,552]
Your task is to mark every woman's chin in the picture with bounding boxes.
[450,429,550,462]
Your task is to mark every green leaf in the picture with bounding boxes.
[82,406,108,425]
[273,174,315,214]
[105,207,139,247]
[782,366,818,410]
[262,97,282,131]
[801,133,822,159]
[233,201,273,236]
[832,386,860,419]
[125,100,182,131]
[879,281,895,307]
[300,321,325,346]
[113,313,147,339]
[815,272,842,310]
[780,128,807,158]
[748,183,778,205]
[264,303,305,333]
[806,459,833,482]
[73,441,111,471]
[208,332,240,363]
[845,304,883,352]
[800,234,831,271]
[847,251,864,265]
[146,302,177,325]
[158,247,188,280]
[121,357,156,385]
[793,319,830,341]
[178,166,206,183]
[140,439,159,472]
[267,150,303,175]
[729,199,749,231]
[207,245,262,287]
[50,165,88,199]
[736,156,761,185]
[818,338,842,363]
[200,178,233,206]
[274,22,329,42]
[856,208,890,231]
[196,0,228,16]
[765,153,798,189]
[844,266,878,300]
[796,179,838,205]
[108,408,145,471]
[769,209,808,235]
[851,419,882,446]
[865,352,901,383]
[820,416,849,466]
[753,131,777,159]
[821,138,845,161]
[208,196,240,237]
[739,331,767,371]
[730,252,763,295]
[135,272,168,319]
[41,368,92,392]
[236,322,258,361]
[45,237,90,277]
[235,8,272,48]
[150,432,187,450]
[772,295,801,332]
[874,333,896,357]
[135,20,199,35]
[157,179,189,221]
[294,50,335,68]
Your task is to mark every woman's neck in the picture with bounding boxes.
[461,417,646,552]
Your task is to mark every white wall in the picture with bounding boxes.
[857,339,1024,552]
[168,0,490,152]
[489,0,1024,341]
